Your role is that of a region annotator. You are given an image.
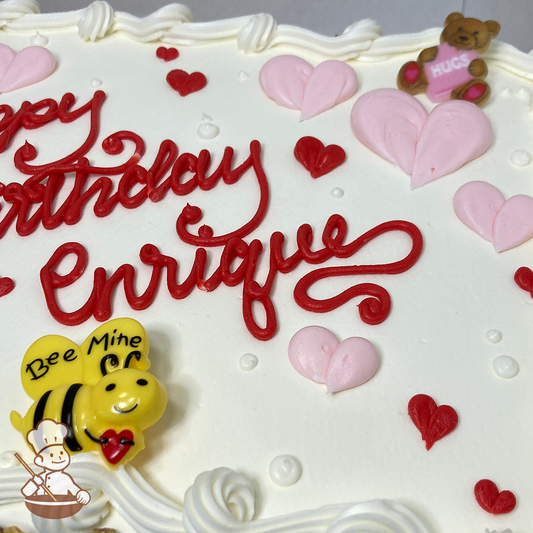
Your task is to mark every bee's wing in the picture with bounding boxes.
[21,335,85,400]
[80,317,152,385]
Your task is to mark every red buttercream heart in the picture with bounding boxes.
[475,479,517,514]
[100,429,134,465]
[514,266,533,296]
[156,46,179,62]
[166,69,207,96]
[294,136,346,178]
[408,394,458,450]
[0,276,14,297]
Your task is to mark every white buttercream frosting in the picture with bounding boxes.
[237,13,277,53]
[0,457,429,533]
[0,0,39,27]
[0,2,532,533]
[0,0,531,78]
[1,0,193,42]
[77,0,114,42]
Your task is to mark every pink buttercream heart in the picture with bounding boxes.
[288,326,339,383]
[493,195,533,252]
[259,55,313,110]
[0,45,56,93]
[0,44,16,80]
[351,90,492,187]
[411,100,492,189]
[325,337,380,393]
[453,181,505,242]
[288,326,379,393]
[454,181,533,252]
[351,88,427,175]
[260,55,358,120]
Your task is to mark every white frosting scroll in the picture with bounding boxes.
[0,0,193,42]
[0,0,39,27]
[183,467,255,532]
[0,455,429,533]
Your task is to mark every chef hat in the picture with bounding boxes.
[27,419,68,455]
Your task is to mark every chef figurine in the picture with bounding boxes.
[21,419,91,505]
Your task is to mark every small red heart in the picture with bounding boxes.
[475,479,517,514]
[156,46,179,62]
[0,276,14,297]
[514,266,533,296]
[294,136,346,178]
[100,429,134,465]
[166,69,207,97]
[408,394,458,450]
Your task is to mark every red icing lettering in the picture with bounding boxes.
[0,90,425,340]
[40,217,423,340]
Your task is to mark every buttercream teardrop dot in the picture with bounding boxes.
[269,455,302,486]
[517,87,531,100]
[510,150,530,167]
[90,78,103,88]
[486,329,502,343]
[238,71,249,81]
[197,123,219,140]
[500,86,513,97]
[331,187,344,198]
[493,355,519,378]
[239,353,258,371]
[30,32,48,46]
[0,451,18,469]
[201,113,212,122]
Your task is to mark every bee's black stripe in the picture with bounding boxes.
[33,390,52,428]
[62,383,83,452]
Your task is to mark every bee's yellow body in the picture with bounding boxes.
[11,318,167,467]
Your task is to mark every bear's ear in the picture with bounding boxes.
[445,12,464,26]
[485,20,501,38]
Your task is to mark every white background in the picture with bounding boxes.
[40,0,533,53]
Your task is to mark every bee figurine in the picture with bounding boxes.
[11,318,168,467]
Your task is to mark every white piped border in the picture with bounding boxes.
[0,454,430,533]
[0,0,532,78]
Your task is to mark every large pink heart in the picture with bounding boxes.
[411,101,492,189]
[288,326,379,393]
[351,89,492,188]
[0,44,56,93]
[260,55,358,121]
[454,181,533,252]
[350,88,427,175]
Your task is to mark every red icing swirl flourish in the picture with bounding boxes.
[294,219,423,326]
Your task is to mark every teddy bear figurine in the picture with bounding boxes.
[397,13,500,107]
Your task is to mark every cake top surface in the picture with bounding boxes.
[0,2,532,533]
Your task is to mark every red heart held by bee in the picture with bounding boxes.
[166,69,207,96]
[474,479,517,514]
[294,136,346,179]
[156,46,179,62]
[100,429,134,465]
[408,394,458,450]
